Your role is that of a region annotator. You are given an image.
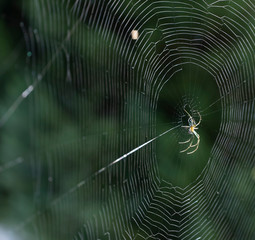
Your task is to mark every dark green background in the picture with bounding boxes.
[0,1,254,239]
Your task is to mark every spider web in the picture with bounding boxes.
[1,0,255,239]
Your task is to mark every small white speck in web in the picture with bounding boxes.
[131,30,139,40]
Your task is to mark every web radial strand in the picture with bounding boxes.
[15,0,255,239]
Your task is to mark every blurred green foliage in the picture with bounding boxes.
[0,0,254,239]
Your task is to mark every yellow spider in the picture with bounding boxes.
[179,108,201,154]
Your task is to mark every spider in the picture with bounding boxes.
[179,107,201,154]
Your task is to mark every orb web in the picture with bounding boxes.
[1,0,255,239]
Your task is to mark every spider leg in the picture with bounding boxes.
[180,137,193,153]
[190,135,200,147]
[187,141,200,154]
[179,138,191,144]
[187,132,200,154]
[184,106,202,127]
[183,108,192,119]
